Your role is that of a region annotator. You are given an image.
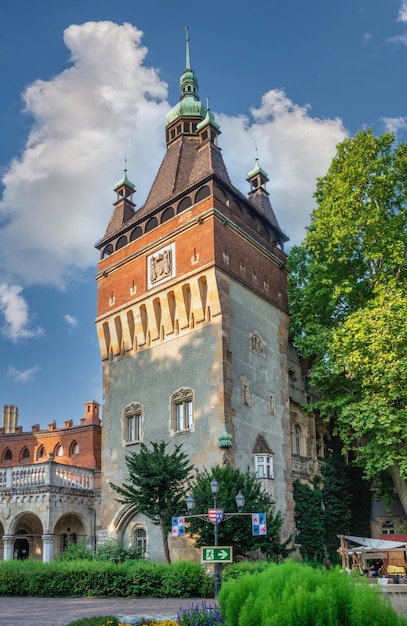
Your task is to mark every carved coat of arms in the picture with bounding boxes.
[150,248,172,283]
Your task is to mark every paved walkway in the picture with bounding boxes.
[0,597,216,625]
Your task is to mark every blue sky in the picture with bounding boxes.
[0,0,406,431]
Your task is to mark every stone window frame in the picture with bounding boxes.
[249,331,266,357]
[133,525,148,556]
[20,447,30,462]
[123,403,143,446]
[170,388,195,435]
[36,445,46,461]
[241,376,251,406]
[54,443,64,457]
[293,424,302,456]
[70,441,80,456]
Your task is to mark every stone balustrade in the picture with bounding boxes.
[291,454,311,475]
[0,462,94,491]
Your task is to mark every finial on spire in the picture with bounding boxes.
[124,153,128,177]
[185,25,191,70]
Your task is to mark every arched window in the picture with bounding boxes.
[161,207,174,223]
[171,388,194,432]
[54,444,64,457]
[21,447,30,461]
[37,445,45,460]
[177,197,192,214]
[102,244,113,258]
[195,186,210,203]
[70,441,80,456]
[294,425,302,456]
[123,403,143,444]
[145,217,158,232]
[133,527,147,556]
[130,226,142,241]
[4,448,12,462]
[116,235,128,250]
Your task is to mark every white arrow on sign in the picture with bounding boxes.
[218,549,228,559]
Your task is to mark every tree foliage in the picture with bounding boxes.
[288,129,407,504]
[293,479,326,562]
[110,441,193,563]
[187,465,292,561]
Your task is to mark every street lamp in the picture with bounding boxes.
[185,481,245,597]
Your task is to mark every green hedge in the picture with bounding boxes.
[0,559,212,598]
[218,560,407,626]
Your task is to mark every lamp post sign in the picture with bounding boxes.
[201,546,233,563]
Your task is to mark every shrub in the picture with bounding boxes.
[56,540,93,562]
[0,559,212,599]
[221,560,272,583]
[218,560,407,626]
[95,542,144,563]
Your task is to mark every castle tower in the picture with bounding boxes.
[95,30,294,559]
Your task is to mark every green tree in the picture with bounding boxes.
[320,442,353,564]
[288,129,407,510]
[293,479,325,562]
[110,441,193,563]
[187,465,291,561]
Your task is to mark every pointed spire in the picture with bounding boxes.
[185,25,191,70]
[166,27,205,127]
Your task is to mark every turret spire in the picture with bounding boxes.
[165,27,205,128]
[185,25,191,70]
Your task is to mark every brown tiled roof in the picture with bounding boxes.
[249,189,281,231]
[134,135,231,221]
[102,199,136,241]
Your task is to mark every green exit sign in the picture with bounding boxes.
[201,546,233,563]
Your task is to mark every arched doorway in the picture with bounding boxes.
[54,514,86,558]
[12,513,43,561]
[14,530,29,559]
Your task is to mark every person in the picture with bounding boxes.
[368,559,383,578]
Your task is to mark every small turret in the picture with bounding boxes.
[2,404,18,434]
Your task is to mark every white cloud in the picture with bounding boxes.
[219,90,347,246]
[0,21,168,287]
[398,0,407,22]
[0,20,349,339]
[381,116,407,134]
[7,365,40,383]
[64,314,79,329]
[0,284,43,341]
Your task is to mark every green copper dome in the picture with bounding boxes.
[166,27,205,125]
[114,172,135,191]
[247,157,268,181]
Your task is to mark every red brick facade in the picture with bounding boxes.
[0,401,101,470]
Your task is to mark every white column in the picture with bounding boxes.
[41,534,55,563]
[3,535,14,561]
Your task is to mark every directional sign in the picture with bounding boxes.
[201,546,233,563]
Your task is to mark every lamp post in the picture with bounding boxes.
[185,480,245,597]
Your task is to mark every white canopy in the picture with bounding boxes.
[345,535,407,550]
